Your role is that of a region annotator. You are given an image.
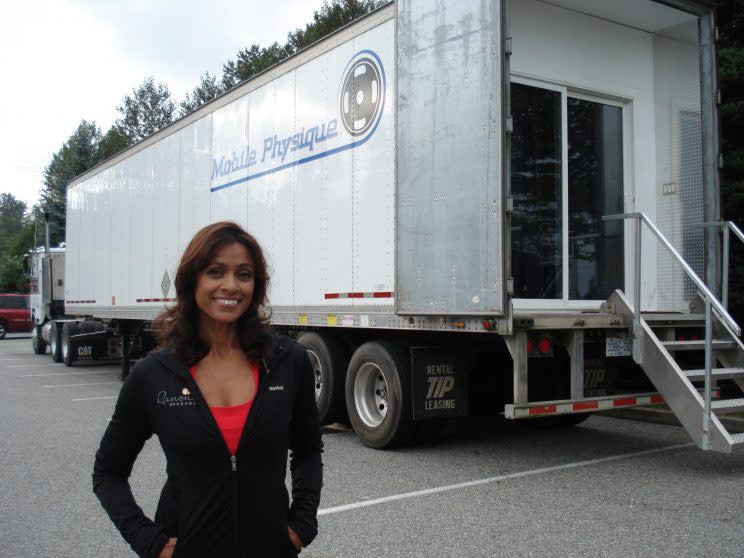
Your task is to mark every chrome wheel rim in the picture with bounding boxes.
[50,327,57,354]
[62,334,69,361]
[353,362,389,428]
[0,323,6,337]
[307,350,322,400]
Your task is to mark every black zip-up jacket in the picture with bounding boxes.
[93,336,323,558]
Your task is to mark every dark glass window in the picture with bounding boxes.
[511,83,562,299]
[567,98,624,300]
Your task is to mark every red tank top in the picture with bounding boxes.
[189,363,259,455]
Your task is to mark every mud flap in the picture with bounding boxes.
[411,348,469,420]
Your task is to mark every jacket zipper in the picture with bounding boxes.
[231,454,239,551]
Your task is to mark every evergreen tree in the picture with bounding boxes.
[0,193,26,247]
[39,121,101,245]
[180,73,225,116]
[96,125,132,162]
[115,77,176,143]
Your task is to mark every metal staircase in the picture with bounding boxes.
[603,213,744,453]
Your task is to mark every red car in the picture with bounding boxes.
[0,294,31,339]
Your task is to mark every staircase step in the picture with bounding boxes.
[662,339,736,351]
[711,398,744,414]
[642,313,705,323]
[730,433,744,447]
[684,367,744,381]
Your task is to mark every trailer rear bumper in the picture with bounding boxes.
[505,388,720,419]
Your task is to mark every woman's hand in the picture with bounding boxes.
[159,537,177,558]
[288,527,303,551]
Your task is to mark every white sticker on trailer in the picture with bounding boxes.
[209,49,387,194]
[606,335,631,357]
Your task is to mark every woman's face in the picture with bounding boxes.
[195,242,255,327]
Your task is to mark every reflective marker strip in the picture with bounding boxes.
[325,292,393,299]
[528,405,556,415]
[507,389,720,418]
[67,300,96,304]
[136,298,177,303]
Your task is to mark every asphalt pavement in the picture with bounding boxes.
[1,334,743,557]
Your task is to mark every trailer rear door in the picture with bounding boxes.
[396,0,506,316]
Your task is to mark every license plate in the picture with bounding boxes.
[606,335,631,357]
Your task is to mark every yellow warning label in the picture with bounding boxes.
[326,315,338,326]
[297,314,308,326]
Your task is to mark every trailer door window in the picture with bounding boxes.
[511,83,562,299]
[567,97,624,300]
[511,82,625,302]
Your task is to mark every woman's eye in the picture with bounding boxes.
[206,268,222,277]
[238,271,254,281]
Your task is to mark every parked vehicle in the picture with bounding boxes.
[0,294,31,339]
[53,0,743,452]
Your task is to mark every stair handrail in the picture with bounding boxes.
[701,220,744,310]
[604,212,740,336]
[604,212,740,451]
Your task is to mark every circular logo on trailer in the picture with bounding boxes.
[339,52,385,137]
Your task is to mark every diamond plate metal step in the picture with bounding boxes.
[711,398,744,414]
[684,367,744,381]
[730,432,744,447]
[661,339,736,351]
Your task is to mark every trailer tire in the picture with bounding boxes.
[0,320,7,340]
[346,341,413,449]
[49,322,62,363]
[32,325,46,353]
[297,332,348,425]
[61,322,79,367]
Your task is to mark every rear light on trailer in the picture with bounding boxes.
[537,337,552,355]
[526,335,554,358]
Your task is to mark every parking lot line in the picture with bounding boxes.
[23,370,116,377]
[9,364,66,368]
[41,381,121,388]
[317,442,693,517]
[72,396,118,401]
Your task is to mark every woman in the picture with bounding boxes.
[93,222,323,558]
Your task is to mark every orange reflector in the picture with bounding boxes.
[573,401,599,411]
[529,405,557,415]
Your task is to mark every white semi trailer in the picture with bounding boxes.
[58,0,744,451]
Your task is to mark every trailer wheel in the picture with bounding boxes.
[32,325,46,353]
[49,322,62,363]
[297,332,348,425]
[346,341,413,449]
[61,322,79,367]
[0,320,7,340]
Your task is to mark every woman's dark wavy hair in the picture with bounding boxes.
[154,222,272,365]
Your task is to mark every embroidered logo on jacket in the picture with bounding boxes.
[157,390,196,407]
[269,385,285,391]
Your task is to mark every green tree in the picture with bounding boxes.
[0,194,33,292]
[0,193,26,247]
[39,121,101,245]
[116,77,176,143]
[96,125,131,162]
[285,0,382,52]
[220,0,384,90]
[221,42,292,90]
[180,72,224,116]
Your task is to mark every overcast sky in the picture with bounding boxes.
[0,0,321,209]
